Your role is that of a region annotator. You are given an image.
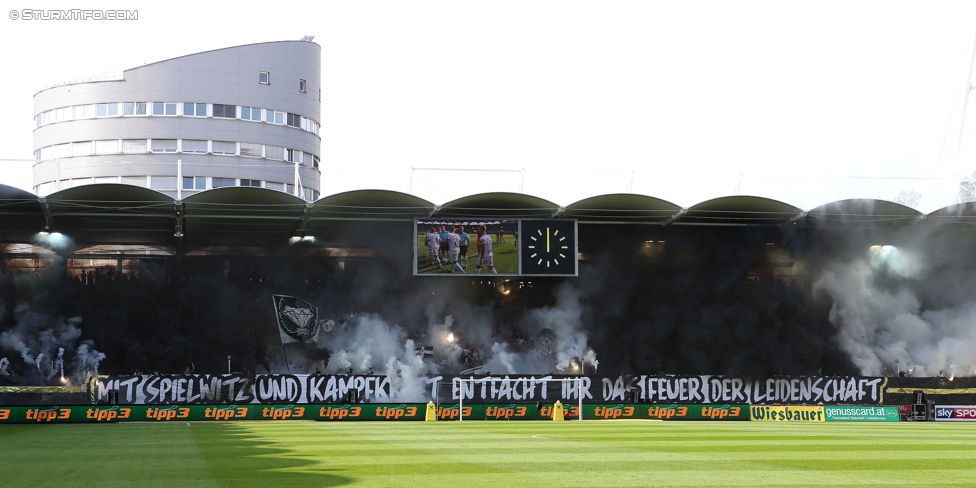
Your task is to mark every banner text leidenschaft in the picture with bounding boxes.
[91,374,885,405]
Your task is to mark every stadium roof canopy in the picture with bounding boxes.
[0,184,45,243]
[1,183,973,249]
[436,192,560,219]
[680,196,804,226]
[804,199,923,227]
[561,194,681,223]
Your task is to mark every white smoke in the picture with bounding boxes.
[315,277,600,397]
[385,339,428,402]
[815,245,976,376]
[528,284,599,373]
[0,303,105,381]
[322,314,432,401]
[73,341,106,378]
[323,314,406,374]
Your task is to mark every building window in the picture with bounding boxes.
[74,105,94,119]
[153,102,177,116]
[299,79,306,93]
[96,103,119,117]
[265,181,285,192]
[72,141,92,157]
[286,113,301,128]
[121,176,147,187]
[94,176,118,184]
[94,140,120,154]
[241,106,262,122]
[259,71,270,84]
[54,107,71,122]
[240,142,262,158]
[211,141,236,155]
[54,144,71,158]
[181,139,207,153]
[151,139,177,153]
[183,102,206,116]
[212,104,236,118]
[240,179,262,187]
[286,184,295,195]
[123,102,147,116]
[264,145,285,160]
[286,149,303,163]
[266,110,283,125]
[122,139,148,154]
[150,176,177,190]
[212,177,236,188]
[182,176,207,190]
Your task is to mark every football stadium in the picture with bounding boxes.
[5,15,976,485]
[4,182,976,486]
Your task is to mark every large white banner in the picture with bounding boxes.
[90,374,885,405]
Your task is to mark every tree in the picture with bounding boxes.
[894,189,922,209]
[959,170,976,203]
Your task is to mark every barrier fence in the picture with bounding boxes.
[0,403,751,423]
[0,403,925,423]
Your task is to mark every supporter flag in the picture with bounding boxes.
[272,295,321,345]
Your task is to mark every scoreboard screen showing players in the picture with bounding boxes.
[414,219,577,276]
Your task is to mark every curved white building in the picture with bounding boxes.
[32,40,321,200]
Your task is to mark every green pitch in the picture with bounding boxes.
[417,235,518,274]
[3,421,976,487]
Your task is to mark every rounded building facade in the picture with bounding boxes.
[32,40,321,201]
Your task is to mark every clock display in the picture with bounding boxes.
[519,220,577,275]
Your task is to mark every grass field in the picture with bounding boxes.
[417,235,518,274]
[3,420,976,487]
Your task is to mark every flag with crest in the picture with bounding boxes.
[272,295,321,345]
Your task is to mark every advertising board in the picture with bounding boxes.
[0,403,750,423]
[933,405,976,422]
[823,406,900,422]
[749,405,825,422]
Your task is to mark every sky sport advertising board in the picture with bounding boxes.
[934,405,976,422]
[414,219,578,276]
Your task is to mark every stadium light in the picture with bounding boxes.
[35,230,70,249]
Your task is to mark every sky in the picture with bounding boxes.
[2,1,975,212]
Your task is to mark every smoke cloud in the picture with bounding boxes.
[0,303,102,381]
[2,215,974,384]
[815,241,976,377]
